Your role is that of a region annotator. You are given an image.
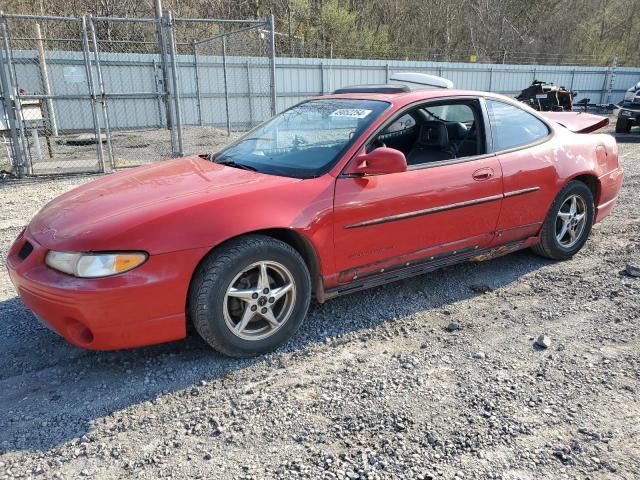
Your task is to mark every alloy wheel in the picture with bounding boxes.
[223,261,296,341]
[555,194,587,248]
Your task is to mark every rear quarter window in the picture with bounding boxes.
[487,100,549,151]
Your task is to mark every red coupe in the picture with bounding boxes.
[7,75,623,357]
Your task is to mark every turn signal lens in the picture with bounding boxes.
[45,251,147,278]
[114,254,147,273]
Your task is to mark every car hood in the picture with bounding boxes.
[28,156,301,252]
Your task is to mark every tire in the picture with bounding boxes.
[615,117,631,133]
[189,235,311,358]
[531,181,595,261]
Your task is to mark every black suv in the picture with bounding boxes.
[617,81,640,133]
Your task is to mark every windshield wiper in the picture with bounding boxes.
[242,136,274,141]
[216,159,258,172]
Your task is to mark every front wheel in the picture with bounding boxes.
[615,117,631,133]
[189,235,311,358]
[531,181,594,260]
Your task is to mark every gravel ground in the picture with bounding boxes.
[0,120,639,480]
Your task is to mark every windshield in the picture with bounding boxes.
[214,99,390,178]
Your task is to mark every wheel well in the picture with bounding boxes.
[253,228,321,289]
[571,174,600,204]
[186,229,322,313]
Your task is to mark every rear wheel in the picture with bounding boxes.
[615,117,631,133]
[189,235,311,358]
[531,181,594,260]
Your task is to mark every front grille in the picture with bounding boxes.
[18,241,34,260]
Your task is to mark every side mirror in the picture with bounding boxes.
[345,147,407,176]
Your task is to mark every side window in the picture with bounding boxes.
[423,104,474,125]
[369,99,485,165]
[380,113,416,136]
[487,100,549,151]
[370,113,417,155]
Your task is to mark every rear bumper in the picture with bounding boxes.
[6,231,208,350]
[595,167,624,224]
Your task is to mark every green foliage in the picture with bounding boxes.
[2,0,638,65]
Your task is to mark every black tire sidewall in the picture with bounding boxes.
[545,181,594,258]
[615,117,631,133]
[199,240,311,356]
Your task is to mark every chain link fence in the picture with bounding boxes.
[2,12,636,178]
[0,13,277,177]
[174,18,276,157]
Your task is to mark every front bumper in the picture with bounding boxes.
[619,105,640,122]
[6,230,209,350]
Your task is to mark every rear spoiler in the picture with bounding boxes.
[540,111,609,133]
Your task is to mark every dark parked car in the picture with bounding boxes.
[616,81,640,133]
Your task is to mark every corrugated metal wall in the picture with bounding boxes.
[12,50,640,131]
[275,58,640,111]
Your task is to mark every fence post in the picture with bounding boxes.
[155,0,171,131]
[246,61,254,128]
[192,40,202,126]
[34,23,58,137]
[488,67,493,92]
[570,69,575,91]
[320,62,324,94]
[222,35,231,136]
[604,57,618,105]
[152,59,164,127]
[88,16,114,170]
[0,15,26,177]
[5,15,33,174]
[80,15,105,172]
[267,14,277,116]
[165,11,184,157]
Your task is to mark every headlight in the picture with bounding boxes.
[624,90,637,101]
[45,251,147,278]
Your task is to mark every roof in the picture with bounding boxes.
[312,89,507,108]
[333,84,410,95]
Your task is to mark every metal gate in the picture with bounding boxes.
[0,13,276,177]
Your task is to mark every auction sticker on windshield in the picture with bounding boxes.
[330,109,372,118]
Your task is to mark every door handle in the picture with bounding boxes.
[472,167,494,181]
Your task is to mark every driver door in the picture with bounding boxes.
[332,98,503,285]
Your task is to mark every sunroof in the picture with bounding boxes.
[332,84,410,94]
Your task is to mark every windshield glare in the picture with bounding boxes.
[215,99,389,178]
